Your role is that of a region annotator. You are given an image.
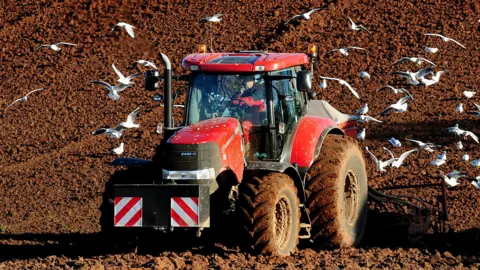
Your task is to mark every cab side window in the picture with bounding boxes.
[271,68,301,131]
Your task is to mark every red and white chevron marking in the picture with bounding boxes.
[170,197,199,227]
[114,197,142,227]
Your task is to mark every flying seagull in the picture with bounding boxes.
[456,141,463,150]
[357,128,365,140]
[359,71,370,79]
[134,60,157,70]
[462,154,469,161]
[319,78,327,89]
[92,107,141,139]
[405,139,439,152]
[447,124,479,143]
[440,173,464,187]
[472,177,480,190]
[379,95,412,116]
[356,104,369,115]
[376,85,413,99]
[284,8,324,25]
[36,42,77,51]
[112,22,135,38]
[327,46,368,57]
[388,137,402,147]
[382,147,418,168]
[365,146,395,172]
[393,67,434,85]
[431,153,447,166]
[112,64,142,85]
[348,17,371,33]
[456,103,464,113]
[200,14,224,23]
[419,70,448,86]
[394,57,436,66]
[91,80,130,101]
[3,88,46,114]
[319,76,360,99]
[463,90,476,99]
[424,33,466,49]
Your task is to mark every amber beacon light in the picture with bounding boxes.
[199,44,207,54]
[307,44,317,57]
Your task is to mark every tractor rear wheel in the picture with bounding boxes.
[238,172,300,256]
[305,134,368,247]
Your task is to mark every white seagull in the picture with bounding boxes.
[405,139,439,152]
[424,33,466,49]
[394,57,435,66]
[200,14,224,23]
[3,88,46,114]
[112,64,142,85]
[382,147,418,168]
[112,22,136,38]
[356,103,369,115]
[92,107,141,138]
[319,76,360,99]
[357,128,366,140]
[348,17,371,33]
[284,8,324,25]
[134,60,157,70]
[463,90,476,99]
[472,177,480,190]
[365,146,395,172]
[91,80,130,101]
[440,174,463,187]
[424,47,439,53]
[419,70,448,86]
[379,95,412,116]
[327,46,368,57]
[36,42,77,51]
[462,154,470,161]
[376,85,413,99]
[456,103,464,113]
[470,159,480,167]
[319,78,327,89]
[359,71,370,79]
[388,137,402,147]
[447,124,479,143]
[430,151,447,166]
[113,143,124,155]
[393,67,434,85]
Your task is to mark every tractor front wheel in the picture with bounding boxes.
[305,134,368,248]
[238,172,300,256]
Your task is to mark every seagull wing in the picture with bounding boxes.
[365,116,383,123]
[284,14,302,25]
[392,71,411,79]
[347,46,368,51]
[424,33,443,38]
[365,147,379,164]
[36,44,50,50]
[126,107,141,125]
[399,89,414,100]
[3,98,25,113]
[445,37,466,49]
[397,95,412,105]
[358,25,371,34]
[24,88,45,97]
[126,72,143,81]
[395,148,418,165]
[419,57,436,66]
[92,128,109,135]
[340,80,360,99]
[382,147,395,159]
[379,107,394,116]
[474,103,480,111]
[405,139,423,145]
[112,64,126,81]
[305,8,323,16]
[416,67,434,79]
[56,42,77,47]
[319,76,340,81]
[213,13,224,19]
[394,57,410,65]
[113,83,131,93]
[91,80,113,90]
[376,85,395,93]
[124,25,135,38]
[464,131,479,143]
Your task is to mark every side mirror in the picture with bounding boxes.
[297,70,312,92]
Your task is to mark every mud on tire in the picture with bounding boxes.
[305,134,368,248]
[238,172,300,256]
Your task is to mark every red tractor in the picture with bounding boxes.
[102,45,368,256]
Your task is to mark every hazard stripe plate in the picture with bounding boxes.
[171,197,199,227]
[114,197,142,227]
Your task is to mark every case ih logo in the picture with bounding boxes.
[114,197,142,227]
[170,197,199,227]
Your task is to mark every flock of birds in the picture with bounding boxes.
[1,7,479,190]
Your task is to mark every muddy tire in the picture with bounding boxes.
[305,134,368,247]
[238,172,300,256]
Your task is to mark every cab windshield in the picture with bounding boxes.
[187,73,268,126]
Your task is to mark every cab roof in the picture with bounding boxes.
[182,52,310,72]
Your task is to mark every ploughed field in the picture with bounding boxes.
[0,0,479,268]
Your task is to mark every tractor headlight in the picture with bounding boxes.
[162,168,216,180]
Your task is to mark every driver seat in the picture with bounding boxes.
[306,100,351,124]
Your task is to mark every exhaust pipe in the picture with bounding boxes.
[160,53,173,132]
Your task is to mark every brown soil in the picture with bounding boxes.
[0,0,479,268]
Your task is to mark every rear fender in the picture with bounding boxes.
[285,116,343,171]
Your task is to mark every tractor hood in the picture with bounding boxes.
[168,117,241,146]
